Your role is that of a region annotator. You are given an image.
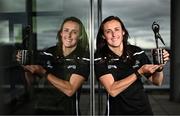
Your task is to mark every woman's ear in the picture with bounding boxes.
[123,31,125,35]
[60,31,62,37]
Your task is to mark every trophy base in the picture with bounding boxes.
[152,48,164,64]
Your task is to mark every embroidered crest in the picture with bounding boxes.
[108,65,117,69]
[67,65,76,69]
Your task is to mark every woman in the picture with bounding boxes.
[94,16,169,115]
[17,17,89,115]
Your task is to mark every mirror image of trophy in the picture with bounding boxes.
[152,22,165,64]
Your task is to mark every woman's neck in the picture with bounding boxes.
[108,44,123,57]
[62,46,77,57]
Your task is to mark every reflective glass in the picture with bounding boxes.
[33,0,63,12]
[33,0,91,115]
[0,20,9,43]
[0,0,25,13]
[102,0,170,87]
[14,24,22,43]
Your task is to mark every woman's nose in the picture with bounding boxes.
[112,31,115,37]
[67,32,72,38]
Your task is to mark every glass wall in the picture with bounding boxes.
[0,0,26,13]
[0,0,92,115]
[33,1,91,114]
[0,0,26,43]
[33,0,91,50]
[0,0,171,115]
[102,0,170,88]
[95,0,171,114]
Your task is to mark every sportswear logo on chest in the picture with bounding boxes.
[132,60,140,69]
[67,65,76,69]
[108,65,117,69]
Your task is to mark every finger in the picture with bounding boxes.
[150,68,156,73]
[163,61,167,65]
[164,57,169,61]
[17,51,22,57]
[23,66,31,72]
[152,65,160,71]
[163,49,168,53]
[163,56,169,64]
[25,65,36,73]
[16,52,22,61]
[151,64,158,67]
[153,65,161,72]
[163,53,169,58]
[146,64,155,67]
[163,51,170,57]
[159,64,164,67]
[28,65,42,73]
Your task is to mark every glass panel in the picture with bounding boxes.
[33,16,60,49]
[34,15,90,49]
[34,0,91,50]
[14,24,22,43]
[102,0,170,49]
[33,0,91,115]
[33,0,63,12]
[98,0,171,115]
[0,0,25,13]
[102,0,170,87]
[0,20,9,43]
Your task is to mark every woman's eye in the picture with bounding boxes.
[105,30,111,34]
[63,29,69,32]
[73,31,77,34]
[115,28,120,31]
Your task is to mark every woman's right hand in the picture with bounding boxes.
[138,64,162,75]
[16,51,30,72]
[23,65,46,75]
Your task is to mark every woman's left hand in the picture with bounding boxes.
[163,49,170,65]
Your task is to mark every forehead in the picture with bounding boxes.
[103,20,122,29]
[63,21,80,30]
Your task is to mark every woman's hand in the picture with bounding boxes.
[138,64,161,75]
[16,50,22,62]
[162,49,170,65]
[23,65,46,75]
[138,49,170,74]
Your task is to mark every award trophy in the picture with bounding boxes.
[152,21,165,64]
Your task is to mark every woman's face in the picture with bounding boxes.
[60,21,80,48]
[103,20,125,48]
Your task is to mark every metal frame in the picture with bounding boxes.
[89,0,95,114]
